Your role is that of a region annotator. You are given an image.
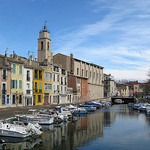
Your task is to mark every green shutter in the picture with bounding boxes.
[16,80,17,89]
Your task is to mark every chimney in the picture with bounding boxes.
[70,53,74,74]
[4,51,8,65]
[29,55,32,60]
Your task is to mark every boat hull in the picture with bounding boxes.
[0,129,32,138]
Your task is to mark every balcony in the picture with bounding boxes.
[26,90,30,94]
[35,89,38,93]
[39,89,42,93]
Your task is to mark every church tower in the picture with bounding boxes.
[38,23,53,64]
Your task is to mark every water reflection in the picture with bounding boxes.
[0,136,42,150]
[2,104,150,150]
[38,108,113,150]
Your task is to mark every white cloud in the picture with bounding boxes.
[53,0,150,81]
[105,69,148,81]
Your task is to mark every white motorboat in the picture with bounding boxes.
[78,104,96,112]
[72,108,87,114]
[38,109,63,124]
[16,109,54,125]
[0,121,42,138]
[133,104,141,110]
[54,106,72,121]
[146,107,150,116]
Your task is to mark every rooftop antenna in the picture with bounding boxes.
[28,51,30,58]
[5,48,8,56]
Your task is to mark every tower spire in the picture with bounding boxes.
[43,21,47,31]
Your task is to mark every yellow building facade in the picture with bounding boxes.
[9,59,24,107]
[33,67,44,105]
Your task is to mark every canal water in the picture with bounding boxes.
[1,104,150,150]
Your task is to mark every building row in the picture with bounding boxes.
[116,81,146,97]
[0,25,104,108]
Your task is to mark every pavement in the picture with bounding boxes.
[0,103,68,120]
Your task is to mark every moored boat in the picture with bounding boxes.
[72,108,87,114]
[78,104,96,112]
[0,121,42,138]
[16,109,54,125]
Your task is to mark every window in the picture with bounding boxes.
[65,77,67,85]
[45,84,52,90]
[57,75,59,82]
[53,74,55,82]
[86,70,88,77]
[27,70,30,81]
[39,70,42,79]
[12,94,16,104]
[19,65,22,74]
[19,95,22,104]
[53,85,55,92]
[93,72,95,79]
[57,85,59,92]
[27,83,30,89]
[77,68,79,75]
[82,69,84,76]
[47,42,49,50]
[2,94,5,105]
[6,94,10,104]
[2,69,7,80]
[38,95,41,103]
[35,70,38,79]
[62,69,66,75]
[35,82,37,92]
[11,80,17,89]
[61,86,63,93]
[41,41,43,50]
[39,83,42,92]
[61,77,63,85]
[12,64,16,74]
[45,72,52,79]
[19,80,22,89]
[65,87,67,93]
[77,78,80,83]
[2,83,6,94]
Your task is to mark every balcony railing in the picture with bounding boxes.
[35,89,38,93]
[39,89,42,93]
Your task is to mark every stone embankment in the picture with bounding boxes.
[0,98,110,120]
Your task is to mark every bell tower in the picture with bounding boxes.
[38,22,53,64]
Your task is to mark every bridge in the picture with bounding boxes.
[111,96,135,104]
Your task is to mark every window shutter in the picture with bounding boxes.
[16,80,17,89]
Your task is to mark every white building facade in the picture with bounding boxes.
[23,66,33,106]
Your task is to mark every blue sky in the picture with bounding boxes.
[0,0,150,81]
